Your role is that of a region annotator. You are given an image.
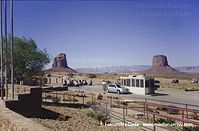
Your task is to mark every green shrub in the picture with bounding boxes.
[87,74,97,79]
[47,74,51,77]
[45,95,52,99]
[57,114,70,121]
[167,106,179,115]
[184,126,199,131]
[52,96,60,103]
[156,118,175,124]
[87,110,95,118]
[63,96,78,102]
[112,96,119,99]
[97,93,103,100]
[87,106,110,125]
[68,73,73,78]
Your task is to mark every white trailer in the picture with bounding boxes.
[120,75,156,95]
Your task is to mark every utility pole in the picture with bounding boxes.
[10,0,14,99]
[0,0,3,100]
[4,0,8,99]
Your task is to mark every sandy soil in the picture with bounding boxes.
[31,105,135,131]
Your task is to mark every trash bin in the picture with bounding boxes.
[20,80,24,85]
[102,81,107,93]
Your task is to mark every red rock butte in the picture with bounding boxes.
[47,53,77,73]
[143,55,180,74]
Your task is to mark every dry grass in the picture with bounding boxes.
[47,71,199,90]
[157,78,199,90]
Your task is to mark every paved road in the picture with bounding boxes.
[68,85,199,109]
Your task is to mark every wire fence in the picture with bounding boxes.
[41,90,199,131]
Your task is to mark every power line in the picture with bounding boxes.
[4,0,8,99]
[0,0,4,100]
[10,0,14,99]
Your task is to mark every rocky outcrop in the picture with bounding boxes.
[47,53,77,73]
[143,55,180,74]
[52,53,67,68]
[152,55,168,67]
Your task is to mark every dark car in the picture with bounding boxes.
[155,80,160,84]
[172,79,179,83]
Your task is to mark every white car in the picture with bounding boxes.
[107,84,129,94]
[190,80,198,83]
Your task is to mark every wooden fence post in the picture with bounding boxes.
[117,99,120,107]
[182,110,184,131]
[123,106,125,127]
[45,92,46,102]
[91,93,94,104]
[144,98,146,116]
[110,97,112,108]
[186,104,188,119]
[146,99,149,123]
[106,102,108,121]
[63,93,65,103]
[82,95,84,104]
[73,93,75,103]
[153,114,156,131]
[126,104,127,115]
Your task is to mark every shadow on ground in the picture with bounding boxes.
[106,92,133,95]
[13,102,90,120]
[42,101,90,108]
[150,93,168,96]
[18,107,71,121]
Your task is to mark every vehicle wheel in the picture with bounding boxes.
[107,90,110,93]
[117,90,120,94]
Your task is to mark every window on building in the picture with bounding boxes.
[121,79,124,86]
[145,80,149,87]
[127,79,130,86]
[140,79,144,87]
[150,79,154,88]
[132,79,135,87]
[136,79,139,87]
[124,79,127,86]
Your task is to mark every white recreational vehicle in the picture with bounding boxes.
[120,75,156,95]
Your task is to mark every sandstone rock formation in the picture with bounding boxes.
[153,55,168,67]
[52,53,68,68]
[47,53,77,73]
[143,55,179,74]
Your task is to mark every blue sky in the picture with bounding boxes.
[14,0,199,68]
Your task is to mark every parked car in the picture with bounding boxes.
[171,79,179,83]
[102,80,111,85]
[107,84,129,94]
[155,80,160,84]
[190,80,198,83]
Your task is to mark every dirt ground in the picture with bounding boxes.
[31,105,139,131]
[4,73,199,131]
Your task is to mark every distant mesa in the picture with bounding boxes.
[47,53,77,73]
[143,55,180,74]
